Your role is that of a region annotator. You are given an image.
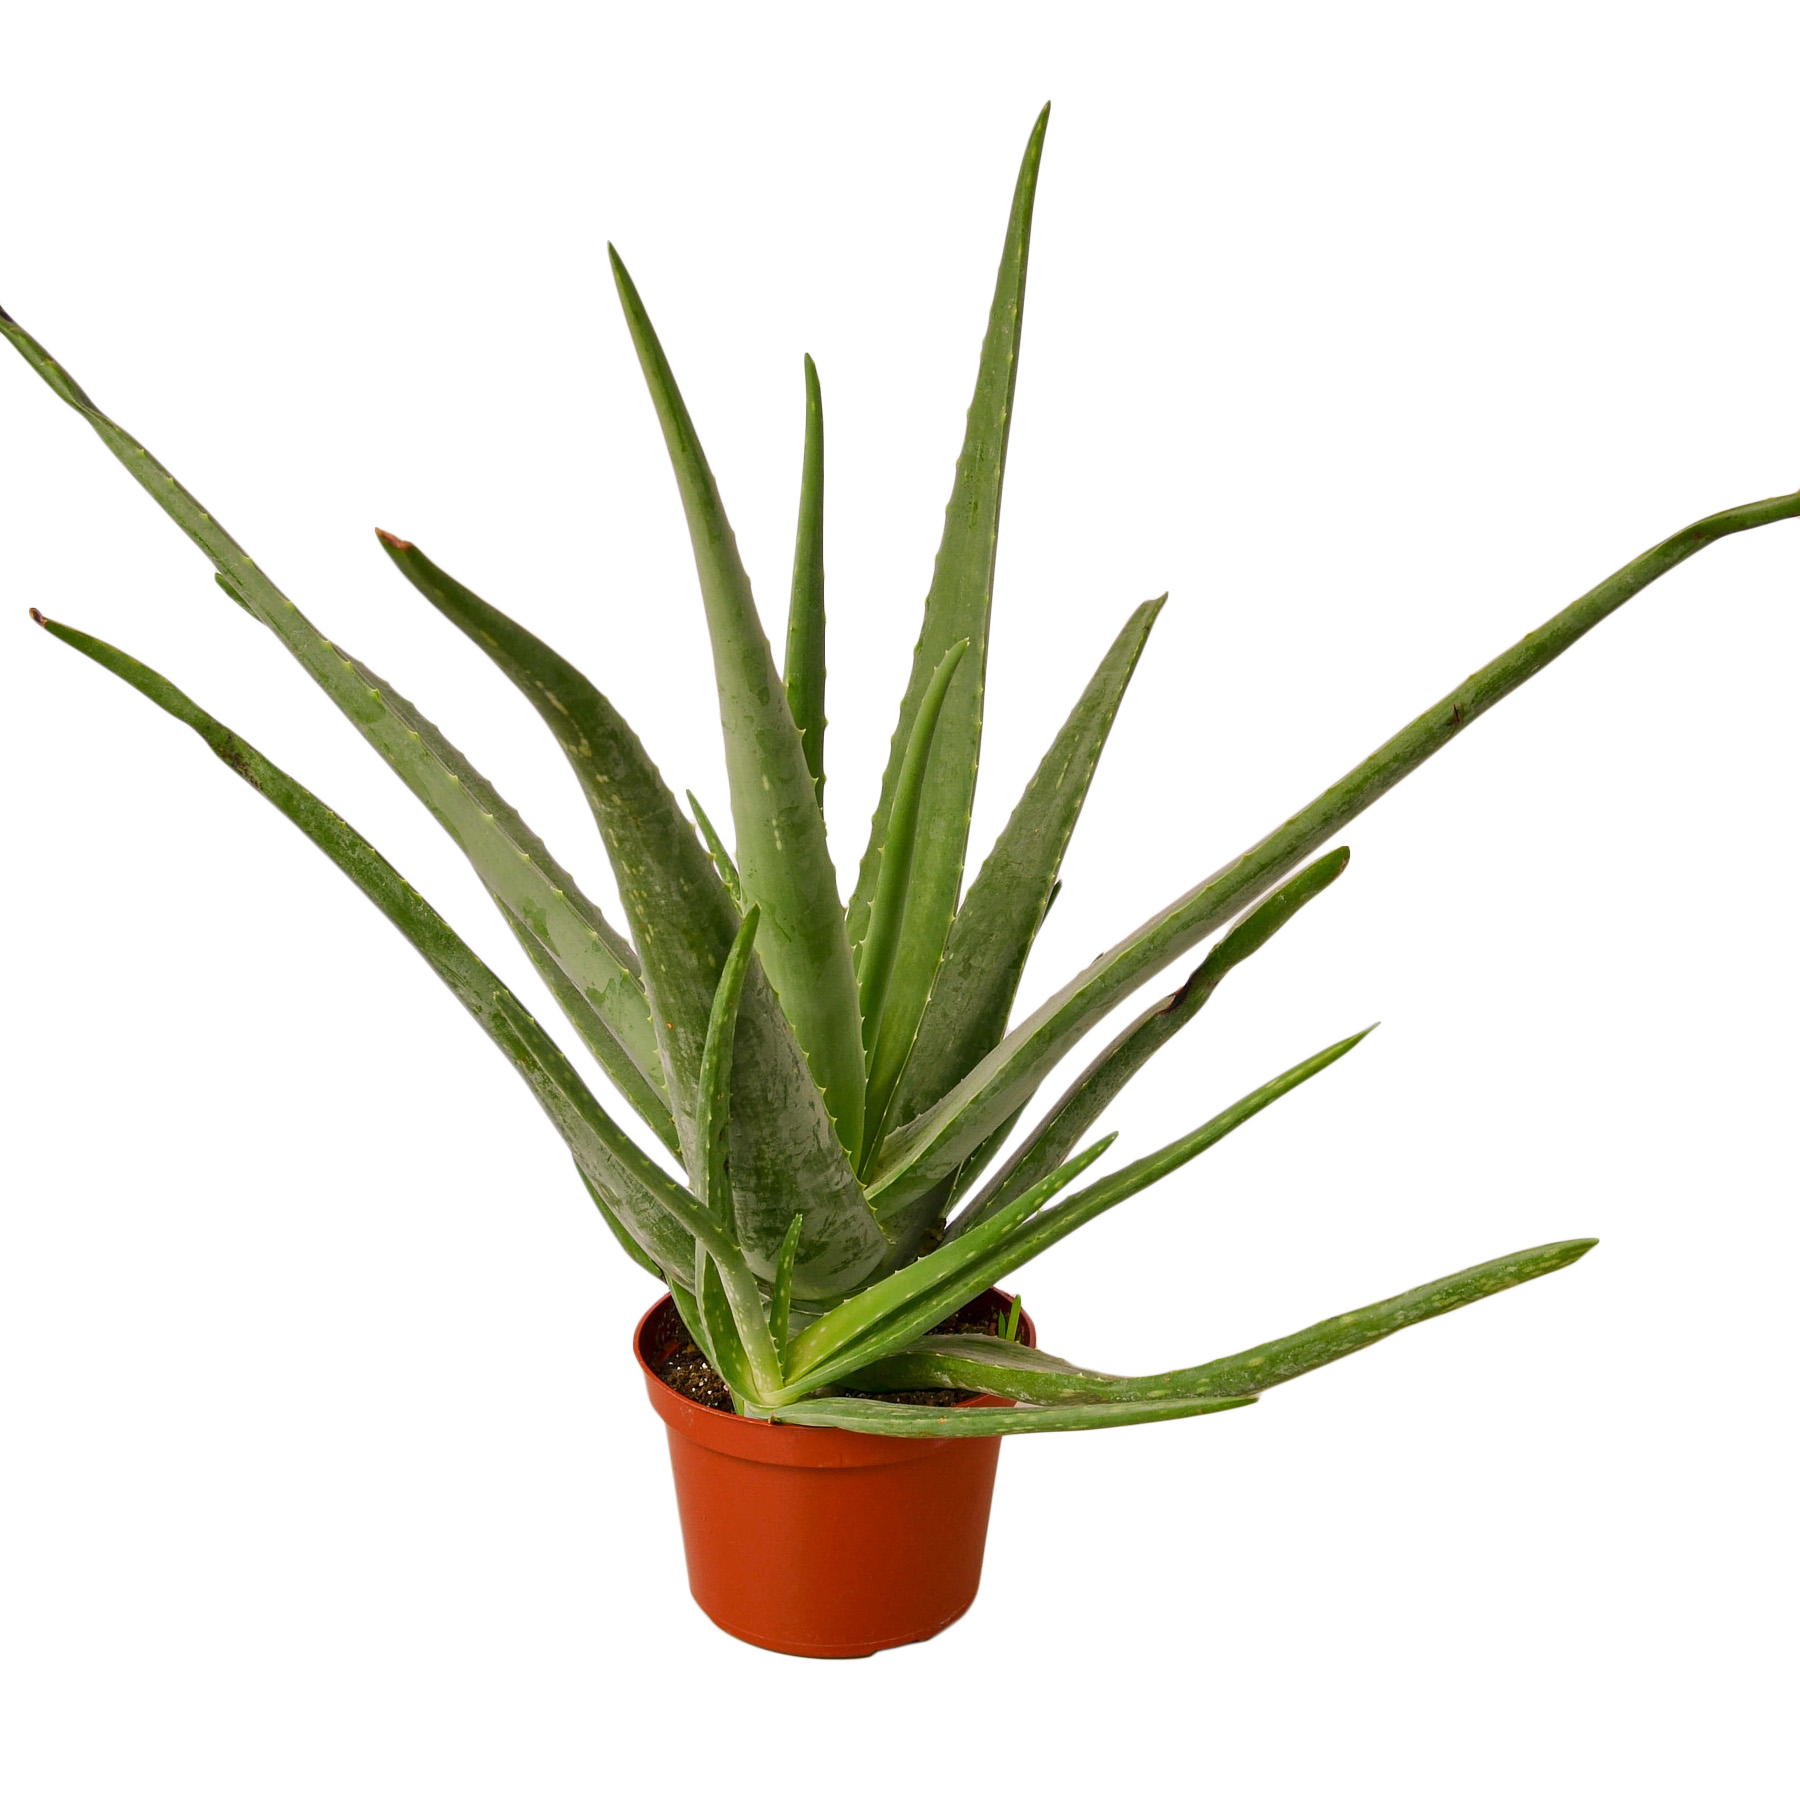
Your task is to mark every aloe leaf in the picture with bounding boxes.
[1139,1234,1599,1400]
[377,534,890,1298]
[772,1392,1256,1437]
[610,249,865,1155]
[668,1278,715,1359]
[805,1030,1370,1396]
[864,484,1800,1218]
[859,638,971,1156]
[845,107,1052,1069]
[949,848,1350,1239]
[846,1335,1102,1397]
[578,1168,670,1282]
[687,790,743,910]
[695,1249,760,1406]
[779,1138,1116,1395]
[502,903,680,1157]
[769,1212,804,1361]
[882,597,1164,1145]
[698,908,760,1230]
[0,314,676,1140]
[32,610,702,1279]
[784,354,827,811]
[850,1237,1596,1404]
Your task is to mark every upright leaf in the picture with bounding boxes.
[610,249,865,1154]
[697,908,761,1229]
[378,536,891,1298]
[769,1212,805,1365]
[784,354,828,812]
[858,638,970,1160]
[844,106,1052,1088]
[882,596,1164,1144]
[695,1250,760,1406]
[687,790,743,910]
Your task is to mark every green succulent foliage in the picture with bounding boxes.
[8,106,1798,1436]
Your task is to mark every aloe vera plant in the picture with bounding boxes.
[8,105,1797,1437]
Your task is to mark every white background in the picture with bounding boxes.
[3,4,1795,1795]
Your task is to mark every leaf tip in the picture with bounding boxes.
[28,606,48,628]
[374,527,412,553]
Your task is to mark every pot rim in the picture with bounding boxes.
[634,1288,1034,1467]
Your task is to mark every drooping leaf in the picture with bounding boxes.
[32,610,702,1278]
[375,534,889,1298]
[948,847,1350,1240]
[0,314,676,1141]
[881,596,1164,1145]
[845,106,1053,1087]
[859,637,970,1161]
[784,354,828,812]
[610,249,865,1154]
[772,1392,1256,1437]
[862,480,1800,1220]
[845,1237,1598,1401]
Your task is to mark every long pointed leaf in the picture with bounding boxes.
[784,353,827,811]
[851,1237,1598,1403]
[687,790,743,910]
[772,1392,1255,1437]
[502,905,680,1156]
[865,484,1800,1217]
[805,1030,1372,1394]
[698,908,760,1229]
[610,249,865,1153]
[782,1136,1115,1391]
[883,596,1164,1144]
[32,610,702,1278]
[949,847,1350,1239]
[859,638,970,1159]
[695,1249,760,1406]
[377,535,890,1298]
[845,107,1052,1075]
[769,1213,804,1364]
[0,312,671,1141]
[578,1169,671,1282]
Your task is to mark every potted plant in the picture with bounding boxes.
[5,105,1794,1658]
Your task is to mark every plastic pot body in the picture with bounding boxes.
[635,1291,1034,1658]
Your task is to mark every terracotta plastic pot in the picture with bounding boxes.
[635,1289,1035,1658]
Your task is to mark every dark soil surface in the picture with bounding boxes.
[652,1290,1025,1415]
